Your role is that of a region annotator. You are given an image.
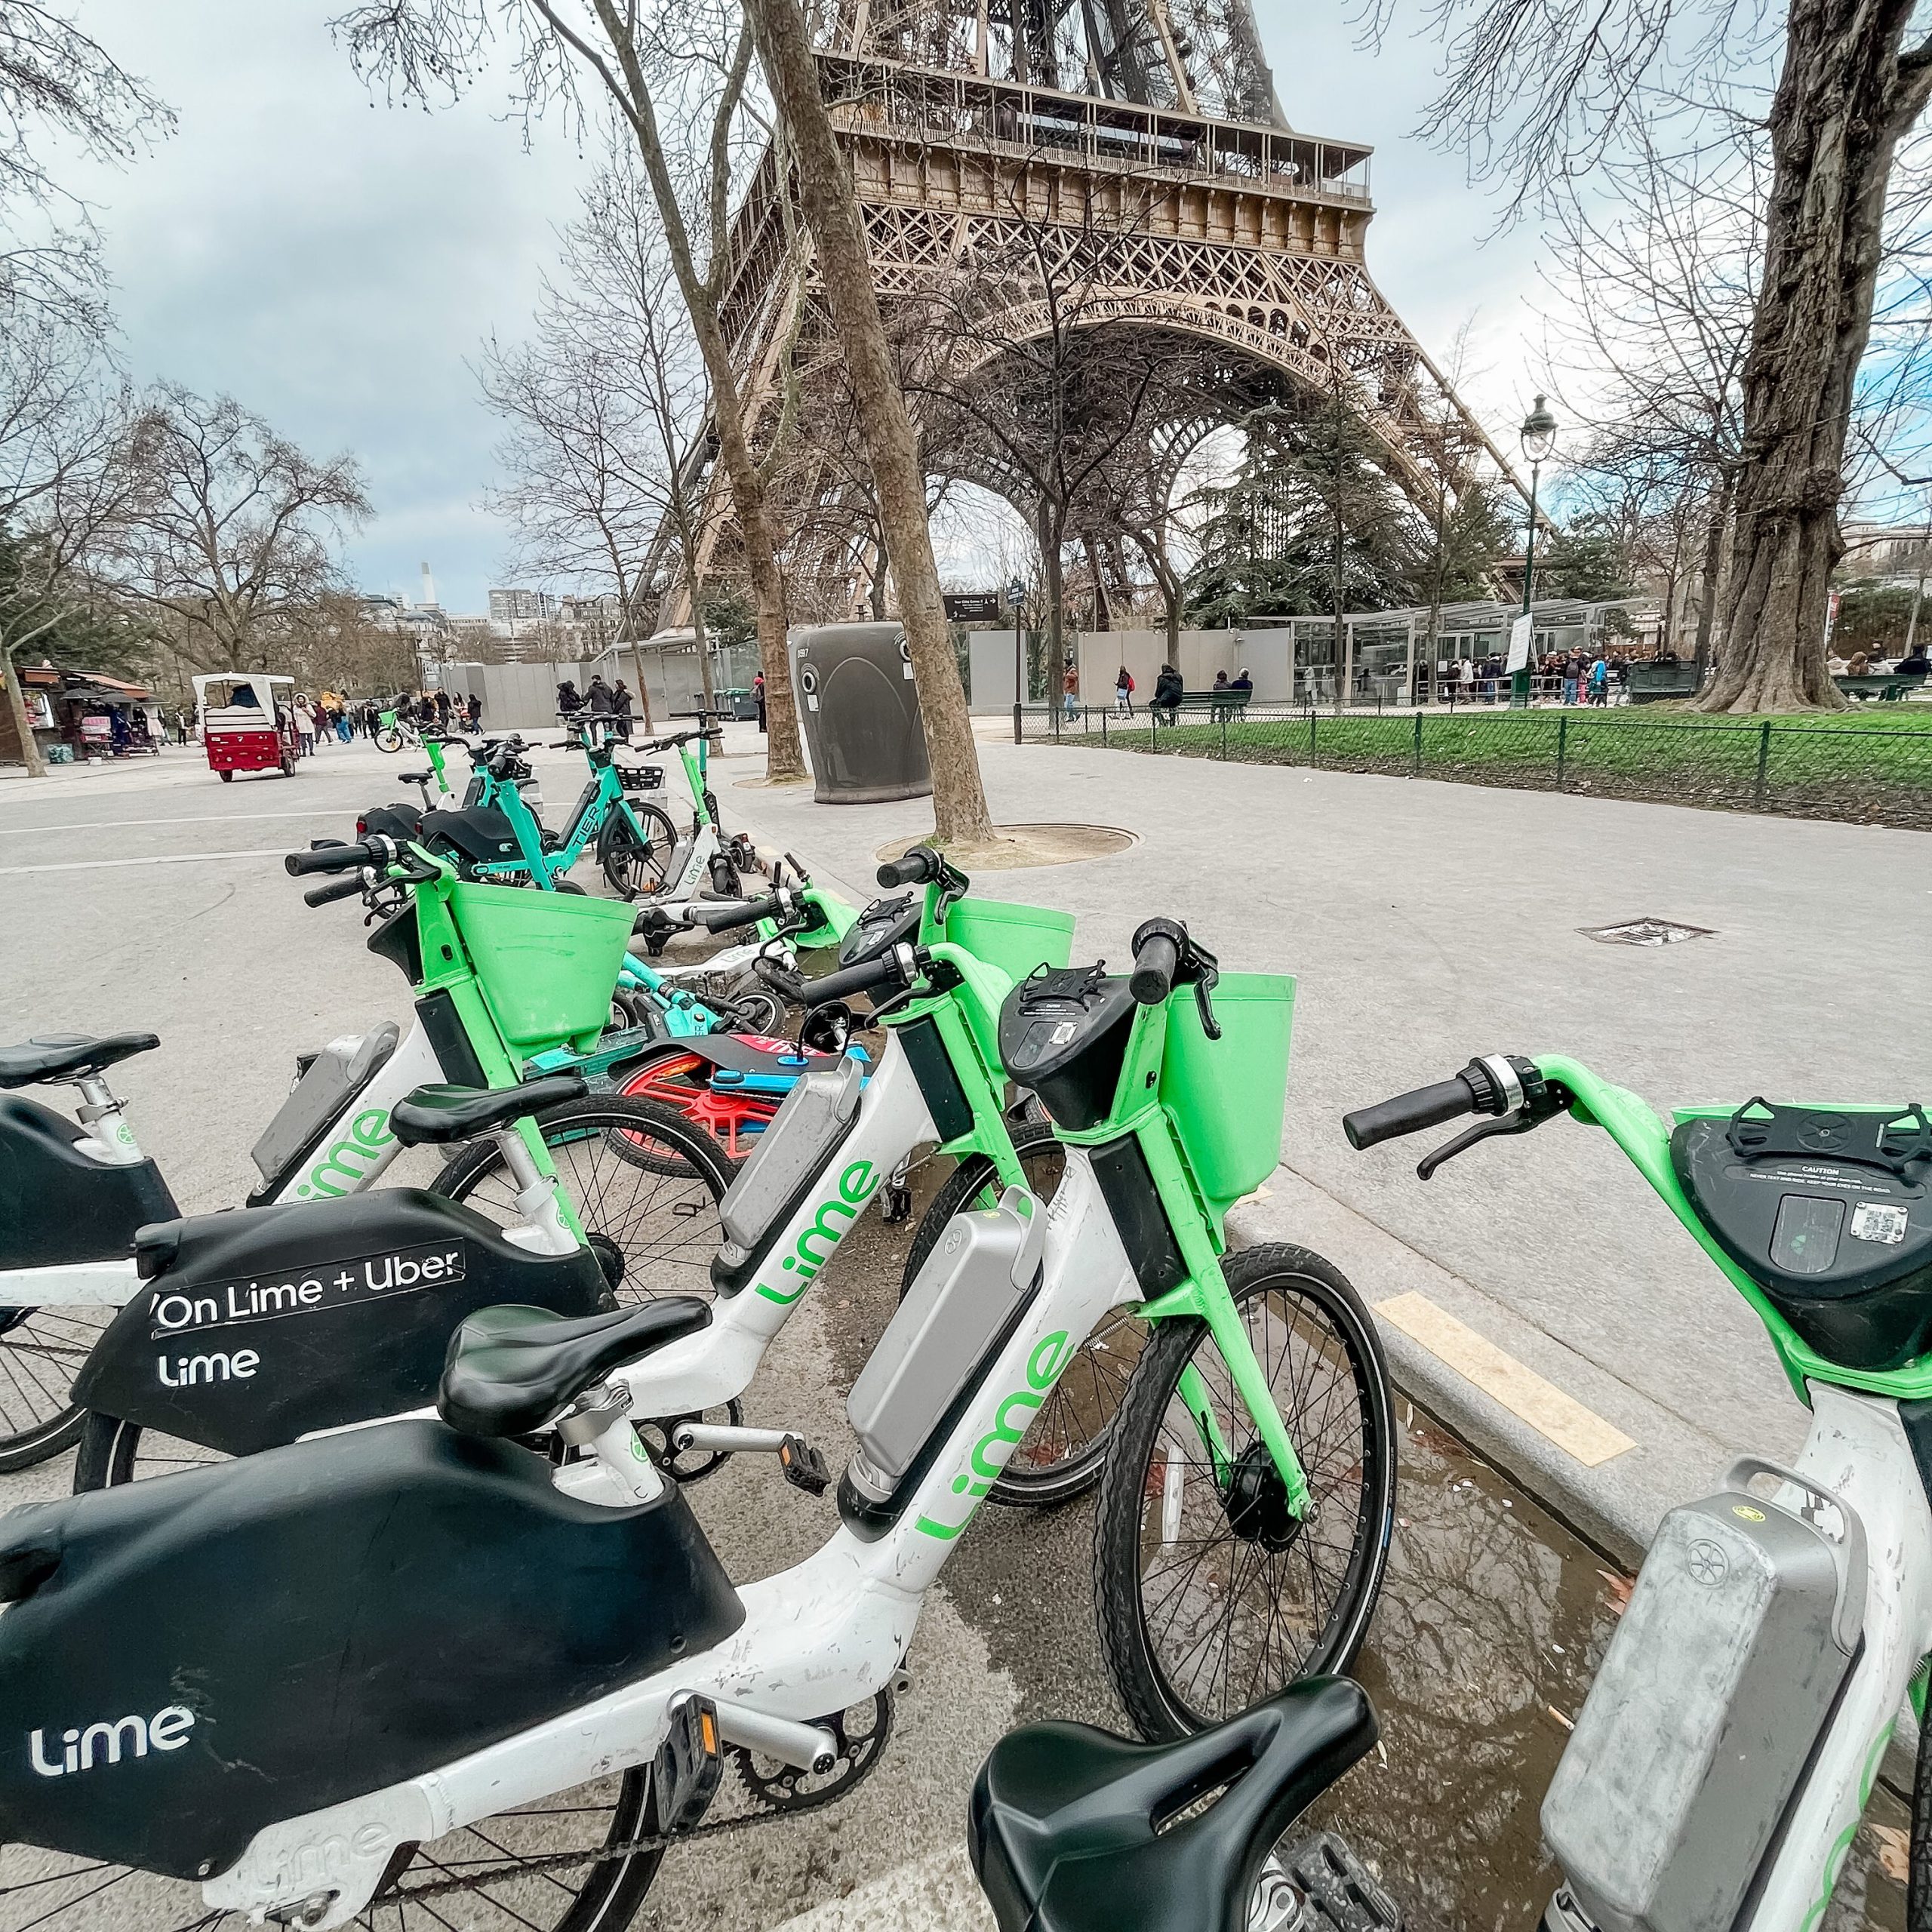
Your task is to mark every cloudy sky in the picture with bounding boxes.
[61,0,1552,617]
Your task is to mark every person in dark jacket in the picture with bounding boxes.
[1152,663,1183,726]
[556,679,583,716]
[611,679,634,738]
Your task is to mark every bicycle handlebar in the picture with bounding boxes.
[1343,1076,1481,1150]
[684,894,781,934]
[758,943,911,1008]
[303,873,369,908]
[1129,917,1187,1005]
[286,838,383,878]
[877,846,941,889]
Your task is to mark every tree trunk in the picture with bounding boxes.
[1702,0,1931,711]
[2,651,48,777]
[588,1,807,783]
[1038,505,1066,672]
[1690,472,1733,685]
[743,0,994,843]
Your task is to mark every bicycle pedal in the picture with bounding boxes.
[653,1692,724,1833]
[778,1434,831,1496]
[881,1183,912,1225]
[1281,1832,1401,1932]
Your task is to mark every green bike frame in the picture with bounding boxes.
[1048,989,1312,1517]
[468,721,657,889]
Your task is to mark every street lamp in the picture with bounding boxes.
[1512,394,1558,708]
[1008,576,1026,741]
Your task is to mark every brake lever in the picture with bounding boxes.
[1416,1111,1538,1180]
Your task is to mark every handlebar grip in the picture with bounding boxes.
[1129,931,1180,1005]
[876,848,939,889]
[285,841,373,877]
[1343,1076,1478,1151]
[760,949,902,1007]
[683,896,777,933]
[303,873,368,907]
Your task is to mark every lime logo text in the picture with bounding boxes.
[915,1331,1075,1541]
[30,1706,195,1778]
[755,1159,881,1304]
[295,1108,395,1198]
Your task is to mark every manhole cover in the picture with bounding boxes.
[1578,917,1715,947]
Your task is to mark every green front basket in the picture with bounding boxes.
[449,882,636,1057]
[941,897,1077,1070]
[1159,973,1296,1226]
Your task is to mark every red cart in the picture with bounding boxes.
[194,673,299,782]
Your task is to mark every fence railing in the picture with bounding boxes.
[1016,702,1932,832]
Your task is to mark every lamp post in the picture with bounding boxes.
[1008,576,1026,743]
[1512,394,1558,709]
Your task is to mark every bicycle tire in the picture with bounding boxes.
[600,803,680,900]
[375,726,404,753]
[0,1305,112,1471]
[1092,1242,1396,1740]
[0,1764,662,1932]
[899,1120,1140,1506]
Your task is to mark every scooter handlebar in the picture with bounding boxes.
[285,838,382,877]
[683,894,780,934]
[756,945,908,1008]
[877,846,942,889]
[303,872,369,907]
[1129,918,1190,1005]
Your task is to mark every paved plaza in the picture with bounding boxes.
[1,727,1926,1927]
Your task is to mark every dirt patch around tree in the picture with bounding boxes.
[875,821,1136,870]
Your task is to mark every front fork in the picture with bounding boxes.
[1129,1118,1312,1519]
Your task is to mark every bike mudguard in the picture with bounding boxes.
[0,1419,743,1878]
[0,1096,177,1272]
[69,1191,611,1455]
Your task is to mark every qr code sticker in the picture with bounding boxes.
[1850,1202,1909,1246]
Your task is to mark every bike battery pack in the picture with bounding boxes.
[715,1055,863,1268]
[846,1186,1046,1489]
[1541,1460,1866,1932]
[249,1022,401,1189]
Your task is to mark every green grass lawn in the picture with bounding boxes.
[1046,703,1932,825]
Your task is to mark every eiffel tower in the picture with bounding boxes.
[669,0,1515,620]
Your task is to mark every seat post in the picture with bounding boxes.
[494,1124,578,1257]
[72,1075,146,1167]
[554,1382,664,1506]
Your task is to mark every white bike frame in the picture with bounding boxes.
[0,1021,445,1309]
[1737,1383,1932,1932]
[203,1149,1135,1925]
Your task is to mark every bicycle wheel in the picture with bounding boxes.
[0,1767,662,1932]
[617,1046,780,1158]
[900,1120,1141,1506]
[434,1096,733,1304]
[0,1306,115,1471]
[600,804,679,900]
[376,726,404,753]
[1093,1242,1395,1740]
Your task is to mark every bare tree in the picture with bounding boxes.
[738,0,994,841]
[335,0,811,783]
[0,2,171,333]
[1374,0,1932,709]
[103,386,370,672]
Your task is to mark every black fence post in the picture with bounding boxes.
[1308,709,1319,768]
[1754,721,1772,806]
[1100,705,1107,746]
[1012,702,1022,745]
[1412,710,1423,777]
[1555,715,1568,790]
[1220,710,1228,759]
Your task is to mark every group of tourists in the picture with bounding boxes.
[1100,662,1254,724]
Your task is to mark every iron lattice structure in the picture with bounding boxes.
[668,0,1516,620]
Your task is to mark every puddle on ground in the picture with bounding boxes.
[1312,1400,1909,1932]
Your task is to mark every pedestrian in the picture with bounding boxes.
[1586,656,1609,706]
[336,703,352,743]
[612,678,634,739]
[1062,660,1078,720]
[1459,657,1475,698]
[1561,651,1581,706]
[1115,663,1134,714]
[466,691,483,731]
[1152,660,1183,727]
[293,695,316,756]
[556,678,583,717]
[585,673,614,720]
[1230,666,1253,700]
[753,670,767,734]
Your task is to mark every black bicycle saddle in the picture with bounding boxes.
[969,1676,1378,1932]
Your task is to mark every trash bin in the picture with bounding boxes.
[789,622,933,804]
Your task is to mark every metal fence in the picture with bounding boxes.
[1018,702,1932,832]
